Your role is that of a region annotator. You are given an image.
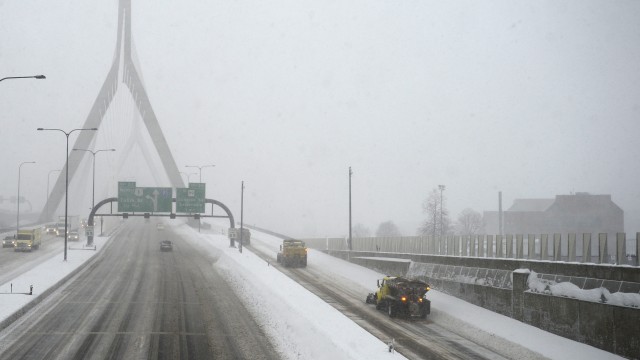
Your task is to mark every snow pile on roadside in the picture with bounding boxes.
[0,236,110,323]
[176,224,406,360]
[527,271,640,307]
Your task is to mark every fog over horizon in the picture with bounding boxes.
[1,0,639,238]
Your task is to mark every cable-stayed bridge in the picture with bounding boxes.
[38,0,183,223]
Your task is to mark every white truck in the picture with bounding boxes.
[56,215,80,237]
[15,228,42,252]
[56,215,79,237]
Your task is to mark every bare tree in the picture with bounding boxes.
[456,208,482,235]
[352,223,371,238]
[418,188,450,235]
[375,221,402,237]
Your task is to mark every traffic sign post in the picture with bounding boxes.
[118,182,173,213]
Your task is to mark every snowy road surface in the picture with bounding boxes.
[0,220,280,359]
[0,232,66,286]
[0,219,626,359]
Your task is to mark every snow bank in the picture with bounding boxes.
[0,236,111,325]
[177,224,406,360]
[527,271,640,307]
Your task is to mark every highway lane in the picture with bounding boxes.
[0,231,68,286]
[246,235,545,360]
[0,219,280,359]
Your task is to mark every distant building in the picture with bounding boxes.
[483,193,624,238]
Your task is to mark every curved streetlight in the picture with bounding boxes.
[185,165,214,233]
[17,161,36,236]
[37,127,98,261]
[179,172,198,184]
[72,148,115,211]
[1,75,46,82]
[46,169,61,221]
[185,164,215,183]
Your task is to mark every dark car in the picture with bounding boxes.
[160,240,173,252]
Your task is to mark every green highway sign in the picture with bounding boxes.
[118,182,173,212]
[176,182,205,213]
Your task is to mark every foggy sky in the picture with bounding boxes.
[1,0,639,237]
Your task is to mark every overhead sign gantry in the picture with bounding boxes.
[85,182,235,246]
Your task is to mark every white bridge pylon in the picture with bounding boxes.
[40,0,184,222]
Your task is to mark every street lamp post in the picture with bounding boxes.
[438,185,446,237]
[185,165,215,233]
[17,161,36,236]
[1,75,46,82]
[72,148,115,211]
[180,172,197,184]
[185,164,215,183]
[185,165,215,183]
[46,169,61,221]
[38,127,98,261]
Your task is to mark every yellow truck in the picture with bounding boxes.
[15,228,42,252]
[365,276,431,318]
[276,239,307,267]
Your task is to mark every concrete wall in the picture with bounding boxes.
[513,272,639,359]
[330,253,639,359]
[326,249,640,283]
[429,278,513,317]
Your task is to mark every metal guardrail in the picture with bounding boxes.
[407,262,513,290]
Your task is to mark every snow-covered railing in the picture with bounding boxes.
[406,262,513,290]
[527,271,640,308]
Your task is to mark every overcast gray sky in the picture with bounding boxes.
[1,0,639,237]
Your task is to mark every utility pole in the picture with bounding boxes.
[499,191,503,235]
[439,185,445,237]
[348,167,353,251]
[432,198,437,239]
[239,181,245,253]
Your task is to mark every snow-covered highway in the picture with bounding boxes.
[0,220,626,359]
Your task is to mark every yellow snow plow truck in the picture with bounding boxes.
[15,228,42,252]
[365,276,431,318]
[276,239,307,267]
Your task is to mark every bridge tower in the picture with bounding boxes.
[40,0,184,222]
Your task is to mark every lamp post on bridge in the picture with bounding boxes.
[38,127,98,261]
[180,172,197,185]
[17,161,36,236]
[185,165,214,233]
[72,148,115,214]
[185,164,215,183]
[1,75,46,82]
